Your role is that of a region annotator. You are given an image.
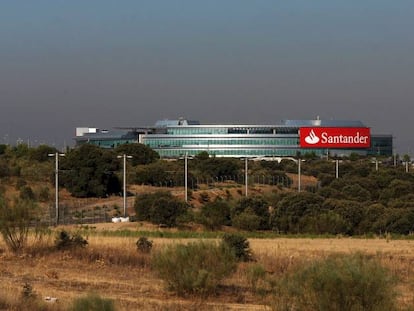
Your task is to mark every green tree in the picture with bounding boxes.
[0,144,7,155]
[61,144,121,198]
[28,145,58,162]
[232,208,261,231]
[272,192,324,233]
[322,199,364,235]
[232,196,270,230]
[133,160,183,186]
[200,199,231,230]
[115,143,159,166]
[19,186,35,201]
[192,156,242,179]
[134,191,187,227]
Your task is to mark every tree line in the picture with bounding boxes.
[0,142,413,235]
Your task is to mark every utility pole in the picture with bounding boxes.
[245,157,248,197]
[117,154,132,217]
[48,152,65,225]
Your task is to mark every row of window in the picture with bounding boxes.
[168,128,228,135]
[166,127,297,135]
[144,138,299,147]
[157,148,327,157]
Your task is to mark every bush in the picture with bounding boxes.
[232,208,261,231]
[15,178,27,190]
[134,191,187,227]
[38,186,50,202]
[222,233,252,262]
[69,293,115,311]
[200,199,231,230]
[19,186,36,201]
[55,230,88,250]
[232,196,271,230]
[273,253,397,311]
[0,198,40,253]
[152,241,237,296]
[245,264,266,292]
[136,236,153,253]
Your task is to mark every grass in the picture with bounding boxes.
[0,231,413,310]
[78,226,414,241]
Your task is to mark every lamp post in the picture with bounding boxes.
[48,152,65,225]
[295,153,305,193]
[117,154,133,217]
[371,158,381,172]
[298,158,302,192]
[245,157,248,197]
[185,152,188,202]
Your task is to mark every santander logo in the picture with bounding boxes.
[304,129,320,145]
[300,127,371,148]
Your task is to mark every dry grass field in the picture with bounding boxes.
[1,224,414,310]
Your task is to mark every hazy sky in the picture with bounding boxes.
[1,1,413,154]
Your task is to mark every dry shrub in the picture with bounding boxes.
[69,245,151,268]
[0,283,64,311]
[68,293,115,311]
[152,241,237,296]
[257,252,300,277]
[269,252,398,311]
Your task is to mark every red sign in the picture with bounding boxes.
[300,127,371,148]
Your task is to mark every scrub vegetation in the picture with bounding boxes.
[0,143,414,309]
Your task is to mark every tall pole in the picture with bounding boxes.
[298,159,301,192]
[54,153,59,224]
[245,157,248,197]
[118,154,132,217]
[49,152,64,225]
[185,152,188,202]
[123,155,127,216]
[335,159,339,179]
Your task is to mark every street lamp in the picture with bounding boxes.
[329,159,344,179]
[117,154,133,217]
[295,153,305,193]
[48,152,65,225]
[297,158,304,192]
[244,157,248,197]
[184,152,188,202]
[371,158,381,172]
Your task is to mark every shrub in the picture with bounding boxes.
[20,186,36,201]
[245,264,266,292]
[198,192,210,203]
[69,293,115,311]
[152,241,237,296]
[134,191,187,227]
[232,208,261,231]
[232,196,270,230]
[221,233,252,262]
[38,186,50,202]
[15,178,27,190]
[200,199,231,230]
[0,198,40,253]
[272,253,397,311]
[55,230,88,250]
[136,236,153,253]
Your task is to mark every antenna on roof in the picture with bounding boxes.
[316,115,320,120]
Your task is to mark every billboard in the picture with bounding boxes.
[300,127,371,148]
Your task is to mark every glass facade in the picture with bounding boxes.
[74,119,393,158]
